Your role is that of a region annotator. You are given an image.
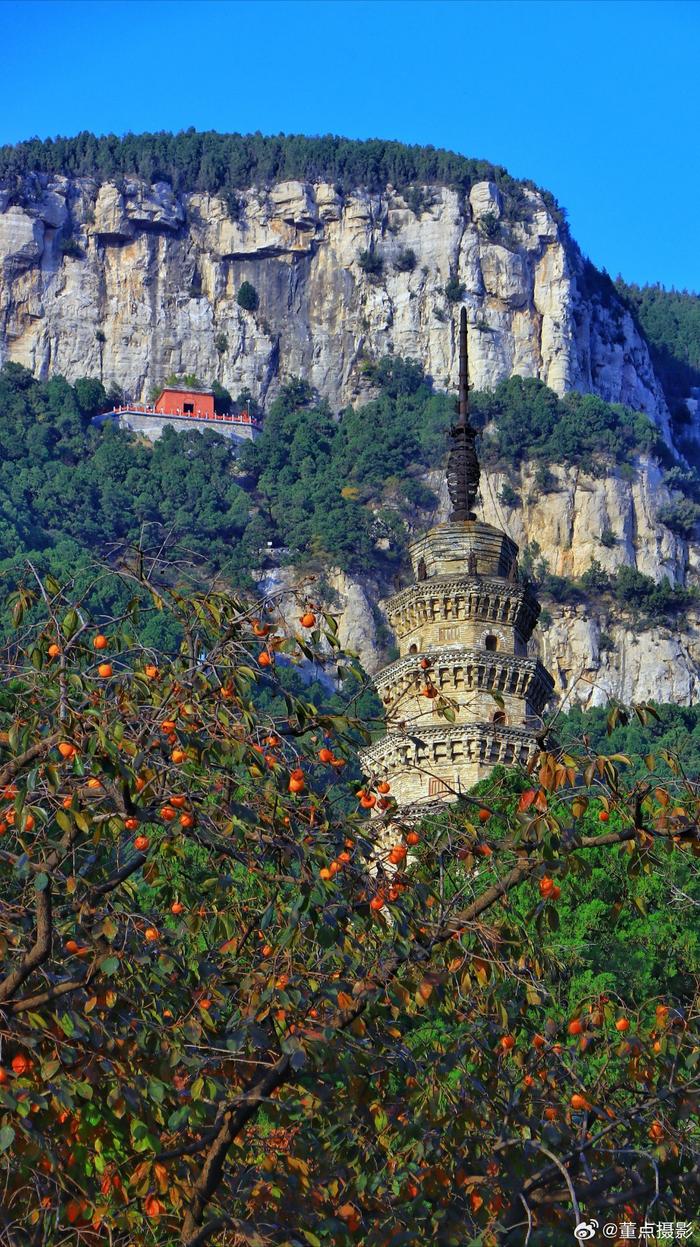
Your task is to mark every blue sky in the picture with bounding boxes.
[2,0,698,290]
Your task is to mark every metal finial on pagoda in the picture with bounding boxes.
[446,307,481,521]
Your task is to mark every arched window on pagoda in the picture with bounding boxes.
[484,634,498,652]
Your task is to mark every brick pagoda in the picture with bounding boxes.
[360,308,554,809]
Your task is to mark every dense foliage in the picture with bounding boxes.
[0,129,562,218]
[0,360,449,603]
[0,566,697,1246]
[556,700,700,782]
[0,357,687,613]
[239,364,453,573]
[474,375,663,469]
[617,281,700,408]
[237,281,259,312]
[521,544,697,626]
[0,364,256,612]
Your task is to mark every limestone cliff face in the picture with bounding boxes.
[466,461,700,709]
[0,173,670,437]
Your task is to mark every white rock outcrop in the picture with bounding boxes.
[0,174,671,437]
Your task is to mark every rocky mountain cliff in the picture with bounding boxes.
[263,456,699,713]
[0,173,671,437]
[0,162,697,711]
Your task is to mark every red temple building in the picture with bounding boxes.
[97,384,261,446]
[155,386,216,420]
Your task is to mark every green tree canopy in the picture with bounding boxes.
[0,129,563,219]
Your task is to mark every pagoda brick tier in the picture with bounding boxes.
[360,519,554,808]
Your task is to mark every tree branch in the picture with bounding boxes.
[89,852,147,898]
[0,731,60,791]
[0,884,52,1004]
[9,968,96,1014]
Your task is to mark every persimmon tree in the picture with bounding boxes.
[0,564,697,1247]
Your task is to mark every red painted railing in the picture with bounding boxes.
[109,405,260,427]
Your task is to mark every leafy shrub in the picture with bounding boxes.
[357,248,383,277]
[59,236,84,258]
[237,281,259,312]
[402,478,437,508]
[534,463,557,493]
[579,559,612,593]
[657,498,700,536]
[599,527,617,548]
[539,572,582,604]
[73,377,107,415]
[478,212,500,239]
[224,189,243,219]
[211,380,232,414]
[393,248,416,273]
[444,275,465,303]
[502,184,532,222]
[214,331,229,355]
[613,565,694,619]
[405,185,431,216]
[165,372,203,389]
[518,539,545,585]
[360,355,426,398]
[498,482,520,508]
[663,466,700,497]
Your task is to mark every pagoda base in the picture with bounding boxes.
[359,722,540,809]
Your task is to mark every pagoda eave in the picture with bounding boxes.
[360,720,541,772]
[375,647,554,717]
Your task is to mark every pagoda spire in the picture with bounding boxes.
[446,307,480,521]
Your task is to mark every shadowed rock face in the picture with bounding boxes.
[0,174,670,436]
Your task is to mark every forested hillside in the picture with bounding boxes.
[0,354,689,604]
[1,129,700,710]
[0,132,666,420]
[616,281,700,408]
[0,128,560,215]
